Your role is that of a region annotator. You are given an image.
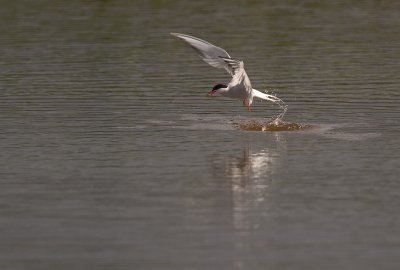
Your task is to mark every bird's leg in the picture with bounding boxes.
[242,99,246,106]
[247,104,251,112]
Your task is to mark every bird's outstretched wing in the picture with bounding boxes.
[171,32,237,76]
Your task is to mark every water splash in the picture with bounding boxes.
[254,89,287,123]
[234,120,311,131]
[236,87,303,132]
[271,98,287,123]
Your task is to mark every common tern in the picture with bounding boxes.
[171,33,285,113]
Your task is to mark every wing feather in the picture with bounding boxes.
[222,58,252,96]
[171,32,236,76]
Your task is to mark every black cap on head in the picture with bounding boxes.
[212,84,227,90]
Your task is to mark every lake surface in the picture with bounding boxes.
[1,1,400,269]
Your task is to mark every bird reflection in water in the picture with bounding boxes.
[209,137,286,269]
[210,134,286,230]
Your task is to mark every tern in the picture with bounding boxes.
[171,33,285,112]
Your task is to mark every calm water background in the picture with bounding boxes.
[1,1,400,269]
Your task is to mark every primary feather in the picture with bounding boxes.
[170,32,235,76]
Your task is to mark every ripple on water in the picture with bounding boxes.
[142,115,381,141]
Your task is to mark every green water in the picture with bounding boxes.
[1,1,400,269]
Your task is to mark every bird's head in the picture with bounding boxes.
[207,84,227,96]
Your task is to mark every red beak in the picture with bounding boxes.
[207,90,215,96]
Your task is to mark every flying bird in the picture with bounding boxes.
[171,33,284,112]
